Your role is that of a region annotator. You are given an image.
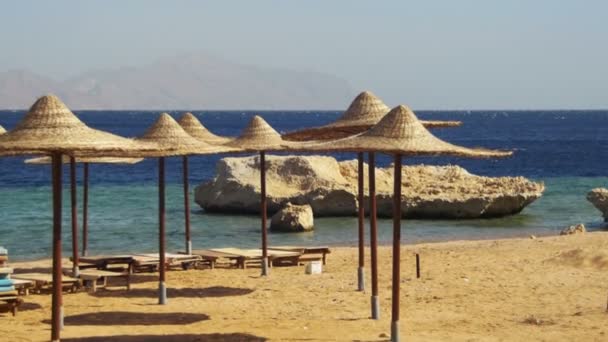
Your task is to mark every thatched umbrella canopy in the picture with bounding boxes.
[301,105,511,342]
[0,96,146,157]
[0,125,6,134]
[178,112,232,144]
[0,94,149,342]
[283,91,461,293]
[131,113,237,305]
[25,156,143,268]
[177,112,234,254]
[282,91,461,142]
[224,115,299,276]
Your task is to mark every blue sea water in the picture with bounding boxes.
[0,110,607,260]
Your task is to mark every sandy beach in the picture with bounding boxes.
[0,232,606,341]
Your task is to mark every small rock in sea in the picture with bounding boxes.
[270,203,314,232]
[560,223,586,235]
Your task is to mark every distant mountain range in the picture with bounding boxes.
[0,53,354,110]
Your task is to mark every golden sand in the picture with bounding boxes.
[2,233,607,341]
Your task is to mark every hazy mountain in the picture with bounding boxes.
[0,53,354,110]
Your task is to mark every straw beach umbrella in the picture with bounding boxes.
[224,115,297,276]
[25,156,143,270]
[130,113,237,305]
[0,94,150,342]
[282,91,462,142]
[303,105,511,342]
[178,112,233,254]
[283,91,462,293]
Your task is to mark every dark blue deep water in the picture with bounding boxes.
[1,110,607,260]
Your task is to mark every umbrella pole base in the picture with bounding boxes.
[261,257,269,276]
[72,266,80,278]
[60,305,64,330]
[391,321,400,342]
[357,267,365,291]
[371,295,380,320]
[186,240,192,255]
[82,249,88,257]
[158,281,167,305]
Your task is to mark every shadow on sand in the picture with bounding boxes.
[61,333,266,341]
[89,286,254,299]
[42,311,210,326]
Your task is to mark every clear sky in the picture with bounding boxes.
[1,0,606,109]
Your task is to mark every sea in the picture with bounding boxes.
[1,110,607,261]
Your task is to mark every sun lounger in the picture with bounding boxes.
[11,279,34,296]
[12,273,81,293]
[209,248,263,269]
[0,290,23,316]
[76,255,135,272]
[181,249,235,269]
[271,245,331,265]
[78,269,130,292]
[209,248,303,269]
[131,253,202,272]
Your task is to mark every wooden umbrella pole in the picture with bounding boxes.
[369,152,379,319]
[51,152,63,342]
[183,156,192,254]
[357,152,365,291]
[260,151,269,276]
[70,156,79,277]
[158,157,167,304]
[391,154,403,342]
[82,162,89,257]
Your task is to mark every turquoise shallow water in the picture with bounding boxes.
[0,177,605,261]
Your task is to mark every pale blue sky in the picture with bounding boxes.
[1,0,606,109]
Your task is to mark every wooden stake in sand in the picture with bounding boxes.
[416,253,421,279]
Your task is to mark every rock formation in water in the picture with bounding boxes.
[586,188,608,221]
[270,203,314,232]
[195,155,545,219]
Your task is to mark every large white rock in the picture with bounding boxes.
[587,188,608,221]
[195,155,544,219]
[270,203,314,232]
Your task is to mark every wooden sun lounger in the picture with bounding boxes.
[271,245,331,265]
[76,255,135,271]
[12,273,81,293]
[0,291,23,316]
[209,248,303,269]
[11,279,34,296]
[209,248,262,269]
[182,249,237,269]
[131,253,202,272]
[78,269,130,292]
